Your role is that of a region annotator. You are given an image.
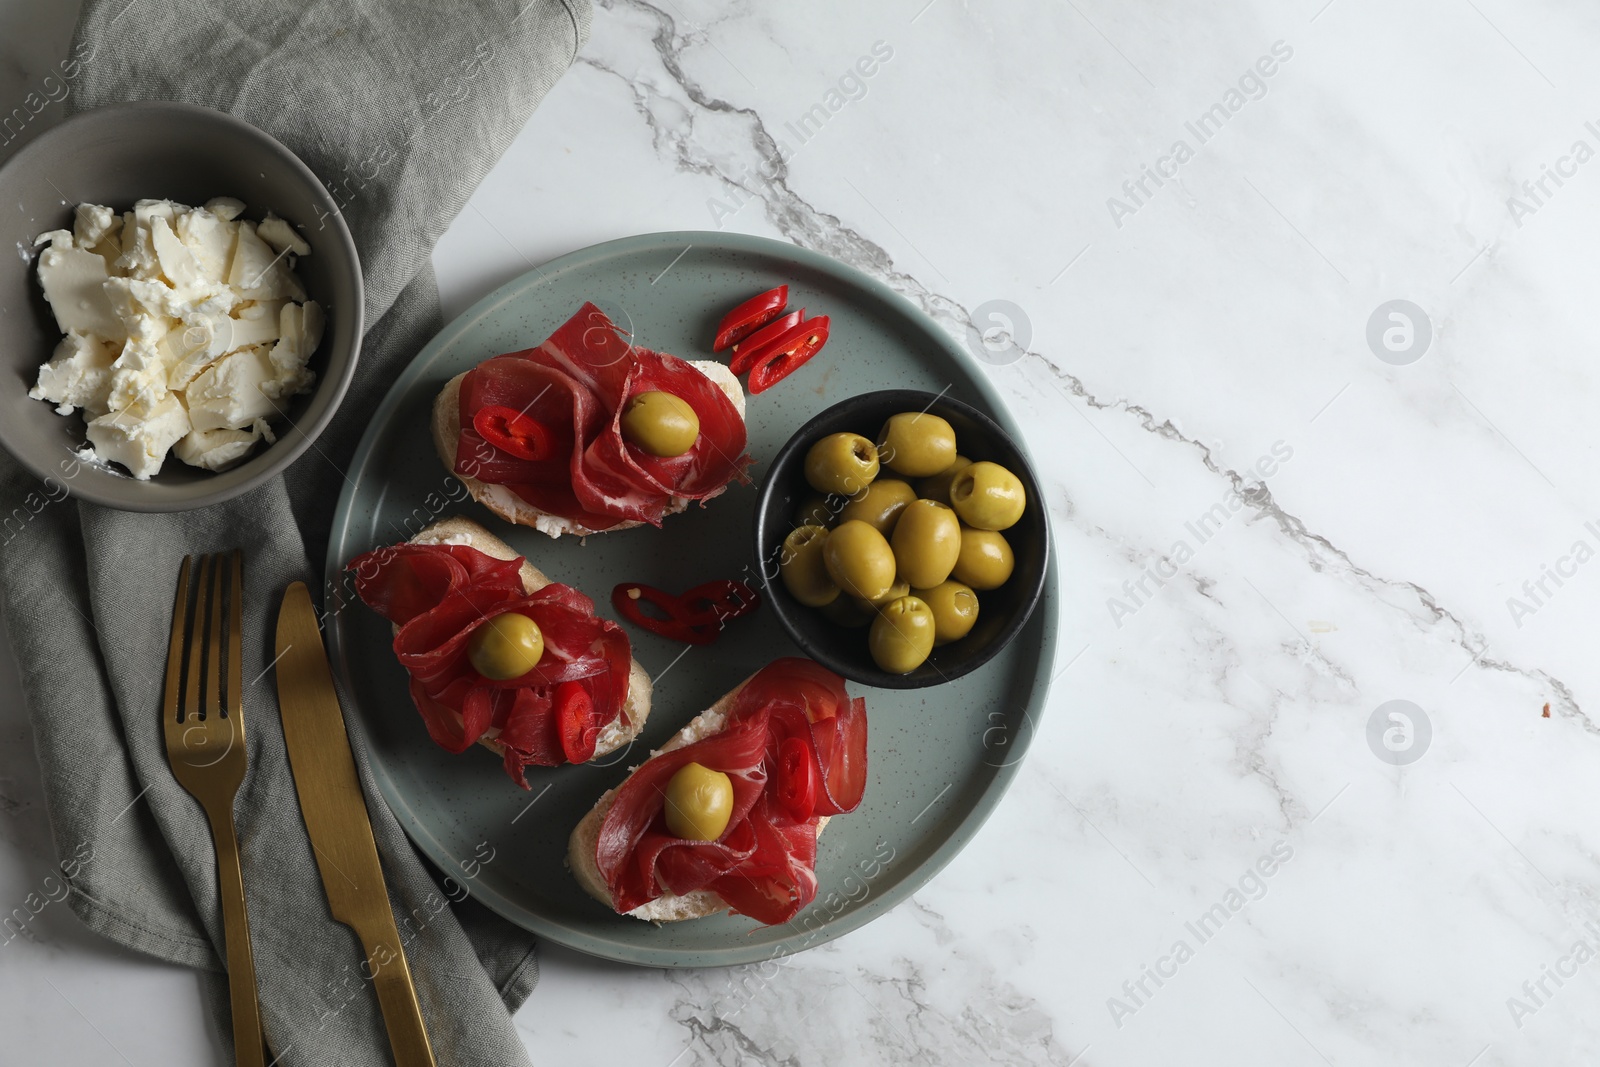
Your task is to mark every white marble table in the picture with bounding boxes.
[7,0,1600,1063]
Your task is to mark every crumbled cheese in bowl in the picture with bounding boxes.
[28,198,323,480]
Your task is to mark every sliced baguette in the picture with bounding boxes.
[408,517,652,761]
[434,361,746,539]
[567,676,830,923]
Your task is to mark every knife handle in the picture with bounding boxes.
[360,933,436,1067]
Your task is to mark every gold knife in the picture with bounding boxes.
[274,581,437,1067]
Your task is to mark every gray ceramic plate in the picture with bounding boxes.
[324,232,1059,967]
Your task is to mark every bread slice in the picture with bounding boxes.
[408,517,652,760]
[567,676,830,922]
[433,361,746,538]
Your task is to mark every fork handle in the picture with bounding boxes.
[207,809,266,1067]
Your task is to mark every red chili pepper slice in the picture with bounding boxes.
[555,680,597,764]
[676,579,761,627]
[612,584,712,644]
[728,309,803,376]
[472,405,555,461]
[746,316,830,394]
[712,286,789,352]
[775,736,818,822]
[610,580,761,644]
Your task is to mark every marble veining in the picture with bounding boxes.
[656,898,1085,1067]
[10,0,1600,1063]
[578,0,1585,740]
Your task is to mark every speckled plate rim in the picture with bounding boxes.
[324,231,1060,967]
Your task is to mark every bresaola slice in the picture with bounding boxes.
[755,657,868,816]
[594,709,771,912]
[453,302,751,529]
[350,543,526,626]
[348,538,635,786]
[588,657,868,926]
[456,356,623,530]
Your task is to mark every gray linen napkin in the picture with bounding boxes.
[0,1,591,1063]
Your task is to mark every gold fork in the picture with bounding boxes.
[163,551,265,1067]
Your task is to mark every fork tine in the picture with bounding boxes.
[227,550,243,721]
[185,555,212,724]
[205,553,225,722]
[163,556,192,723]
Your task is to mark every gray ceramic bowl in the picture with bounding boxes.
[0,102,363,511]
[755,389,1050,689]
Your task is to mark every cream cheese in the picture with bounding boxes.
[30,198,322,480]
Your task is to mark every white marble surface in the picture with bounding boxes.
[7,0,1600,1063]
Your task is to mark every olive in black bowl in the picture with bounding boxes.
[753,390,1049,690]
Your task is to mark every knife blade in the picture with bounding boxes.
[274,581,436,1067]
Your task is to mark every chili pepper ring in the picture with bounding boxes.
[611,580,762,644]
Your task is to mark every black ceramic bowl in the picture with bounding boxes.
[754,389,1049,689]
[0,102,363,511]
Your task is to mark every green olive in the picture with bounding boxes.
[877,412,958,478]
[890,499,962,589]
[949,461,1026,531]
[822,519,897,601]
[467,612,544,680]
[620,391,700,457]
[793,492,839,529]
[804,432,879,496]
[915,455,972,506]
[868,595,936,674]
[952,527,1014,590]
[779,525,840,607]
[818,595,875,628]
[915,580,980,645]
[837,479,917,537]
[854,578,911,612]
[663,762,734,841]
